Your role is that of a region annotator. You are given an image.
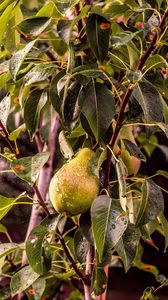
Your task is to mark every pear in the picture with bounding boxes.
[49,148,99,215]
[119,126,141,175]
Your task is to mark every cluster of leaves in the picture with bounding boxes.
[0,0,168,299]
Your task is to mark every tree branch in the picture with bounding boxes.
[103,9,168,191]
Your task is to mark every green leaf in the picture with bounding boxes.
[0,223,8,234]
[0,243,23,259]
[0,72,10,90]
[92,266,107,296]
[63,80,81,124]
[74,228,90,264]
[0,195,20,221]
[157,212,168,252]
[111,31,141,49]
[11,152,50,185]
[155,169,168,180]
[0,286,11,300]
[78,81,115,141]
[0,94,11,126]
[145,54,167,72]
[156,122,168,139]
[0,3,13,55]
[91,195,128,261]
[49,69,66,113]
[17,17,52,37]
[123,139,146,161]
[9,40,36,80]
[9,124,26,142]
[115,223,140,272]
[10,265,40,297]
[73,65,102,78]
[32,278,46,300]
[40,213,60,232]
[26,225,51,275]
[36,1,63,18]
[24,64,56,86]
[24,90,48,136]
[86,13,111,64]
[140,286,158,300]
[136,180,164,227]
[133,79,163,123]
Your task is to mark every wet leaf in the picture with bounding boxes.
[24,64,56,86]
[0,243,23,259]
[10,266,39,296]
[0,195,20,221]
[26,225,51,275]
[115,223,140,272]
[11,152,50,185]
[9,40,36,80]
[136,180,164,226]
[74,228,90,264]
[123,139,146,161]
[0,94,11,126]
[91,195,128,261]
[92,265,107,296]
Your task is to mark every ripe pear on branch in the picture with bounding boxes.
[49,148,99,215]
[115,125,141,176]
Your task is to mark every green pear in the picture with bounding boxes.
[49,148,99,215]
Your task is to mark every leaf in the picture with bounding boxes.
[86,13,111,64]
[0,243,23,259]
[17,17,52,37]
[32,278,46,300]
[24,90,48,136]
[133,79,163,123]
[156,122,168,139]
[79,211,93,244]
[111,31,141,49]
[11,152,50,185]
[0,3,13,54]
[136,180,164,227]
[36,1,63,18]
[0,94,11,126]
[73,65,102,78]
[145,54,167,71]
[0,286,11,300]
[155,170,168,180]
[9,124,26,142]
[10,265,40,297]
[91,195,128,261]
[0,223,8,234]
[115,223,140,272]
[157,212,168,252]
[49,69,66,113]
[9,40,36,80]
[78,81,115,141]
[59,131,74,159]
[24,64,56,86]
[123,139,146,161]
[74,228,90,264]
[0,195,20,221]
[92,266,107,296]
[26,225,51,275]
[63,80,81,124]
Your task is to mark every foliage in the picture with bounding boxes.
[0,0,168,299]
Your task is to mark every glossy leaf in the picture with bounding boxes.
[11,152,50,185]
[0,94,11,126]
[0,243,23,259]
[26,225,51,275]
[136,180,164,227]
[78,81,115,141]
[10,265,39,296]
[133,79,163,123]
[24,90,48,136]
[91,195,128,261]
[86,13,111,64]
[24,64,56,86]
[74,228,90,264]
[115,223,140,272]
[145,54,167,71]
[17,17,52,37]
[157,212,168,252]
[9,40,36,80]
